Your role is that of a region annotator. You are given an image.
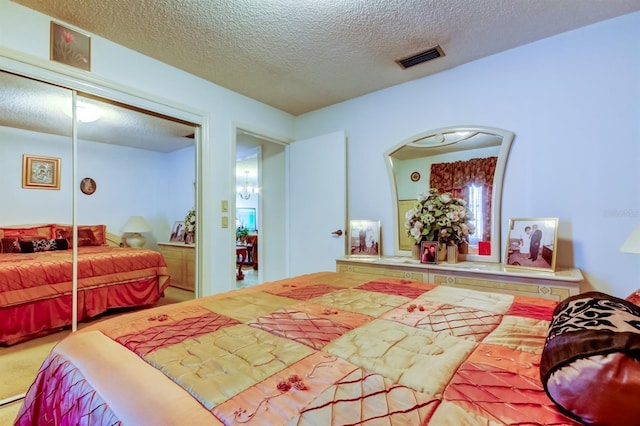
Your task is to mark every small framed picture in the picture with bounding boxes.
[22,155,61,190]
[505,218,559,272]
[420,241,439,264]
[349,220,381,256]
[170,221,185,242]
[50,21,91,71]
[80,177,96,195]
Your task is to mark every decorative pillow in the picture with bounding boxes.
[52,225,105,246]
[80,224,107,245]
[0,237,20,253]
[0,225,53,239]
[626,289,640,306]
[18,238,69,253]
[540,292,640,425]
[77,229,99,246]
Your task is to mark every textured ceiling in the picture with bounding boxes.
[0,69,196,152]
[12,0,640,116]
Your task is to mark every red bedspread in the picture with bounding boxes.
[16,272,579,425]
[0,246,170,344]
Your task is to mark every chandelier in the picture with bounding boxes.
[237,171,255,200]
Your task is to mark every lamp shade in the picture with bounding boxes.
[620,224,640,254]
[121,216,151,233]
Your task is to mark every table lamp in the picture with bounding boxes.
[122,216,151,248]
[620,224,640,254]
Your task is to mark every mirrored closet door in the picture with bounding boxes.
[0,69,75,404]
[0,68,198,405]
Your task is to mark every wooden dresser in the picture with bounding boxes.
[157,242,195,291]
[336,256,583,301]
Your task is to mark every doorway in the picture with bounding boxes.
[235,128,288,286]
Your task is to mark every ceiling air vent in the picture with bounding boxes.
[396,46,444,69]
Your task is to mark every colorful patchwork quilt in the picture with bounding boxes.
[15,272,579,425]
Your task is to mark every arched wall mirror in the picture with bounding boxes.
[385,126,514,263]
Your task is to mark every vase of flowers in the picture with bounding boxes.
[184,208,196,244]
[236,226,249,244]
[404,188,475,260]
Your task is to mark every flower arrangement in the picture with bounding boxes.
[184,208,196,241]
[405,188,475,246]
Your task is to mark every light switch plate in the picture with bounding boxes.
[221,200,228,212]
[221,216,229,228]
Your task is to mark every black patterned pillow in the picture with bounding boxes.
[18,238,69,253]
[540,292,640,425]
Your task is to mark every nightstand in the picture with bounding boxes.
[157,242,195,291]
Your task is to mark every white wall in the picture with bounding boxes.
[294,12,640,298]
[165,145,197,237]
[0,0,295,295]
[0,125,194,247]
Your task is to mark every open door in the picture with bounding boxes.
[288,131,347,276]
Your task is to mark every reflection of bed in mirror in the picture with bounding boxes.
[386,126,514,263]
[0,224,170,345]
[0,69,198,348]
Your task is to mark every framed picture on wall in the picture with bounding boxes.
[349,219,381,256]
[22,154,61,190]
[236,207,256,231]
[50,21,91,71]
[505,217,559,272]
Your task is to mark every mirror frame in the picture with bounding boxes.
[385,125,514,263]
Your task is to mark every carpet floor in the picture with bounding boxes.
[0,286,193,422]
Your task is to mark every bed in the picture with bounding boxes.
[17,271,640,425]
[0,223,170,345]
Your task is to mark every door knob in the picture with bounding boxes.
[331,229,343,236]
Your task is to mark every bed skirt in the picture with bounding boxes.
[0,276,167,345]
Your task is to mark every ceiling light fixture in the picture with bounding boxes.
[237,171,255,200]
[62,102,102,123]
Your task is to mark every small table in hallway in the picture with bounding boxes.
[236,246,248,280]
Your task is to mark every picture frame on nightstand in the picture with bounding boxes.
[170,221,185,242]
[505,217,558,272]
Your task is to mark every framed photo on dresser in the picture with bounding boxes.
[348,220,380,257]
[420,241,438,264]
[505,217,558,272]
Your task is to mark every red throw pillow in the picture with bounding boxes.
[52,225,104,246]
[0,237,20,253]
[0,225,53,239]
[626,289,640,306]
